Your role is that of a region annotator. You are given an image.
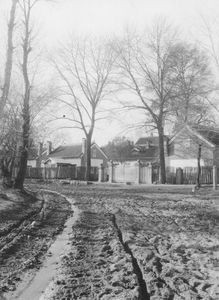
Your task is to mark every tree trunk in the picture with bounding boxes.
[85,134,91,181]
[196,144,202,188]
[14,5,31,190]
[0,0,18,118]
[158,125,166,184]
[14,82,30,189]
[14,113,29,189]
[1,158,13,188]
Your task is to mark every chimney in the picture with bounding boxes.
[82,138,87,155]
[46,141,52,155]
[38,142,43,157]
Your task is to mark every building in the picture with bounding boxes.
[43,139,108,168]
[130,136,169,163]
[167,125,219,169]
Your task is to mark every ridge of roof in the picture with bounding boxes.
[91,142,108,159]
[169,124,217,147]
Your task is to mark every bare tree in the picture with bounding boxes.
[54,38,115,180]
[200,15,219,72]
[114,22,178,183]
[0,105,21,187]
[14,0,38,189]
[169,43,215,129]
[0,0,19,118]
[198,15,219,115]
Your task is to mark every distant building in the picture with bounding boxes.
[130,136,169,163]
[167,125,219,168]
[27,142,48,168]
[43,139,108,168]
[111,125,219,169]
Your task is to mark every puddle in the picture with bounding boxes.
[5,191,80,300]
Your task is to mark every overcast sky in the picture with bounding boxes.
[35,0,219,41]
[1,0,219,146]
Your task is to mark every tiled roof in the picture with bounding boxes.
[48,144,82,158]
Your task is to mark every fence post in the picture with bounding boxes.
[176,168,183,184]
[98,164,104,182]
[135,160,141,184]
[213,165,217,190]
[42,168,45,180]
[148,163,152,184]
[108,161,114,183]
[75,167,77,180]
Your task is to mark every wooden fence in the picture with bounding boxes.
[108,163,217,185]
[24,165,99,181]
[25,165,76,180]
[166,166,216,184]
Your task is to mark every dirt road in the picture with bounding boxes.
[1,183,219,299]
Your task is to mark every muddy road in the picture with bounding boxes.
[0,183,219,299]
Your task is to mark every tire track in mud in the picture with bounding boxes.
[44,207,139,299]
[8,192,77,300]
[110,213,150,300]
[0,189,71,297]
[0,197,45,256]
[0,195,46,259]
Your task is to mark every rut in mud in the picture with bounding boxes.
[45,209,139,300]
[111,213,150,300]
[0,195,45,256]
[8,193,78,300]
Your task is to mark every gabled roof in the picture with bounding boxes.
[47,142,109,159]
[169,124,219,147]
[93,143,108,159]
[193,125,219,146]
[49,144,82,158]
